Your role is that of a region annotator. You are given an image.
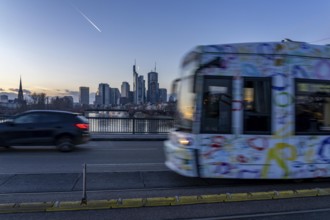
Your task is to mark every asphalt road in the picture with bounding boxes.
[1,140,330,220]
[0,140,167,174]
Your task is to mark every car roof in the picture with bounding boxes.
[22,110,79,115]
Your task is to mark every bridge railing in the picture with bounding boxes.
[0,114,175,134]
[86,117,174,134]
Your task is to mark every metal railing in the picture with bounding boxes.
[86,117,174,134]
[0,115,175,134]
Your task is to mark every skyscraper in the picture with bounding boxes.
[147,71,159,104]
[137,75,146,104]
[95,83,110,106]
[159,88,167,103]
[121,82,130,98]
[79,87,90,105]
[110,88,120,105]
[133,63,139,104]
[133,62,146,105]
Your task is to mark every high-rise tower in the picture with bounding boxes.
[79,87,90,105]
[95,83,110,106]
[121,82,130,98]
[133,62,139,104]
[137,75,145,104]
[147,64,159,104]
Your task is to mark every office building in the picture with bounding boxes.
[79,87,90,105]
[95,83,110,106]
[133,63,146,105]
[137,75,146,104]
[133,64,139,104]
[121,82,130,98]
[147,71,159,104]
[110,88,121,105]
[159,88,167,103]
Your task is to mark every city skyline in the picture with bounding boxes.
[1,61,168,105]
[2,0,330,101]
[1,69,167,105]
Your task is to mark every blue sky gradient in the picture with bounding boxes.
[1,0,330,102]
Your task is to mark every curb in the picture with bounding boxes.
[1,188,330,213]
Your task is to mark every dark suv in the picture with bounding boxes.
[0,110,90,152]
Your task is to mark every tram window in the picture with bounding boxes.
[201,77,232,133]
[243,77,271,134]
[295,79,330,134]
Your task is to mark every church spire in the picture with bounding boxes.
[18,76,24,102]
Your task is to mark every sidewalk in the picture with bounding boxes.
[90,133,168,141]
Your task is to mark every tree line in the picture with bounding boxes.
[0,92,83,115]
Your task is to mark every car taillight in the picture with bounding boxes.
[75,123,89,129]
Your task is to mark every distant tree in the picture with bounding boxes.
[50,96,73,110]
[29,92,47,109]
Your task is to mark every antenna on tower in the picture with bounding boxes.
[154,62,157,72]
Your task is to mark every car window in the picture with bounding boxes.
[14,113,40,124]
[77,115,89,123]
[38,113,62,123]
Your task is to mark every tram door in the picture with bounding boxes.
[198,76,233,177]
[200,76,232,134]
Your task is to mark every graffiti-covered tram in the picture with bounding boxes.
[164,39,330,179]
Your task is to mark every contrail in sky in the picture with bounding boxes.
[72,4,102,32]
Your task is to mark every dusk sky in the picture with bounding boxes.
[1,0,330,102]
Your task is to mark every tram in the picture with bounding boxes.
[164,39,330,179]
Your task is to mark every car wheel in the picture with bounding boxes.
[56,136,75,152]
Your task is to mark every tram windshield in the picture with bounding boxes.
[175,76,195,131]
[174,51,200,131]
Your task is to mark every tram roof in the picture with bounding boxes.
[182,40,330,68]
